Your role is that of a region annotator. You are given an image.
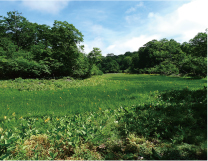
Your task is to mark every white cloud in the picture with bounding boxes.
[125,14,141,24]
[103,35,160,55]
[82,37,105,54]
[82,0,208,56]
[21,0,69,14]
[125,2,144,14]
[148,12,154,18]
[107,45,116,50]
[81,22,119,54]
[126,7,136,14]
[91,24,104,36]
[83,33,160,56]
[147,0,208,42]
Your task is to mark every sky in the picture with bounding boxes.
[0,0,207,56]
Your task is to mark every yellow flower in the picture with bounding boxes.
[19,116,23,119]
[60,97,62,99]
[0,127,3,133]
[150,106,151,107]
[36,118,38,120]
[4,116,6,119]
[99,108,101,110]
[45,118,50,122]
[56,118,59,121]
[12,112,16,116]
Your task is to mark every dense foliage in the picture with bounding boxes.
[97,33,207,77]
[1,11,206,79]
[0,11,103,79]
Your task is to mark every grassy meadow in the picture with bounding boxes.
[0,74,207,160]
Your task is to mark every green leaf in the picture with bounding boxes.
[53,152,58,158]
[47,156,52,160]
[81,130,86,135]
[152,148,161,159]
[67,131,72,136]
[0,153,10,160]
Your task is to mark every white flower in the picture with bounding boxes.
[138,156,144,160]
[114,121,118,124]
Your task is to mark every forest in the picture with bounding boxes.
[0,11,207,80]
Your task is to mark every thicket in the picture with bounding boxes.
[0,11,102,79]
[97,33,207,77]
[0,11,207,79]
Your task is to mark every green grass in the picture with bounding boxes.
[0,73,207,160]
[0,74,206,119]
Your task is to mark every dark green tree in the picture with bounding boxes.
[189,32,207,57]
[0,11,90,79]
[87,47,103,76]
[107,60,119,73]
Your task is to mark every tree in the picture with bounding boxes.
[0,10,89,79]
[50,20,84,76]
[107,53,114,57]
[122,56,132,70]
[0,11,38,51]
[181,42,192,56]
[180,55,207,77]
[130,53,140,73]
[189,32,207,57]
[87,47,102,66]
[87,47,102,76]
[106,59,119,73]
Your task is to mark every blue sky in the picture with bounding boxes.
[0,0,207,56]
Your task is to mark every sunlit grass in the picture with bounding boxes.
[0,74,206,119]
[0,74,207,160]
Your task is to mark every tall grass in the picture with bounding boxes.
[0,74,206,119]
[0,74,207,160]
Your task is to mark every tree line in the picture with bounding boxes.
[97,32,207,77]
[0,11,102,79]
[0,11,207,79]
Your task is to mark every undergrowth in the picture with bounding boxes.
[0,87,207,160]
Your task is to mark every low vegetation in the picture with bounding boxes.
[0,74,207,160]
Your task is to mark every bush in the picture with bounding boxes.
[90,64,103,75]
